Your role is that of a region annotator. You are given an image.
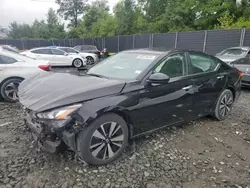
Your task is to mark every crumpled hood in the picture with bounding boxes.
[216,55,240,63]
[18,72,126,112]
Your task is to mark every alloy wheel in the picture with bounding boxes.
[90,122,124,160]
[219,93,233,117]
[86,57,94,65]
[73,59,82,67]
[4,82,20,101]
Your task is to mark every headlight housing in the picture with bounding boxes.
[36,104,82,120]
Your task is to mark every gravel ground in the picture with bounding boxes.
[1,68,250,188]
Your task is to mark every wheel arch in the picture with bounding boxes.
[0,76,24,89]
[109,110,134,139]
[226,86,236,100]
[78,104,134,139]
[72,58,83,65]
[86,55,94,59]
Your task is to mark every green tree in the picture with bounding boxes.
[46,8,66,39]
[32,19,49,39]
[8,22,33,39]
[114,0,137,35]
[74,0,111,37]
[56,0,87,27]
[8,8,66,39]
[47,8,59,27]
[89,13,117,37]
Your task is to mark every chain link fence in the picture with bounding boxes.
[0,28,249,55]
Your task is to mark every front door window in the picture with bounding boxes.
[154,54,185,78]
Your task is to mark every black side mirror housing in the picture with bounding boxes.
[148,72,170,84]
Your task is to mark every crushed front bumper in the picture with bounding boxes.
[23,110,80,153]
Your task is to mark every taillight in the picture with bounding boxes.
[238,71,243,77]
[38,65,51,71]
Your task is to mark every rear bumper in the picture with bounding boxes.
[242,74,250,87]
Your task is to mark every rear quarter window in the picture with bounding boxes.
[0,55,17,64]
[212,57,231,72]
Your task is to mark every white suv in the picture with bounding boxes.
[0,48,50,102]
[20,47,87,68]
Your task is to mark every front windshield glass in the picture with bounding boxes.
[88,52,159,79]
[219,48,247,56]
[59,48,78,53]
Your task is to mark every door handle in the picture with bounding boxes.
[217,75,224,79]
[182,85,193,90]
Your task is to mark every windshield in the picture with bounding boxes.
[219,48,248,56]
[59,48,78,53]
[88,52,159,80]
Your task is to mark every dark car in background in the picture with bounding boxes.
[74,45,101,58]
[216,47,250,87]
[19,49,242,165]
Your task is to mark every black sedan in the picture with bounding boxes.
[19,49,242,165]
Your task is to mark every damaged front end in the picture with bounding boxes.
[22,104,84,153]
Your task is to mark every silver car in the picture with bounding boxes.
[216,47,250,64]
[20,47,87,68]
[216,47,250,87]
[0,47,50,102]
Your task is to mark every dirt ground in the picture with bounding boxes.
[0,69,250,188]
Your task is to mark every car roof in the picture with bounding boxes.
[122,48,208,55]
[226,46,250,50]
[76,45,96,46]
[124,48,170,55]
[56,46,74,49]
[30,47,63,51]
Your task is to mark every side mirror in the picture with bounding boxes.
[64,52,68,56]
[148,72,170,84]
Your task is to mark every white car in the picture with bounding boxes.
[56,47,98,65]
[0,47,51,102]
[20,47,87,68]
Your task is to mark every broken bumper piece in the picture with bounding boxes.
[24,112,67,153]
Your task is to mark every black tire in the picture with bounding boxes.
[0,78,23,103]
[214,89,234,121]
[86,56,94,65]
[72,58,83,68]
[77,113,129,165]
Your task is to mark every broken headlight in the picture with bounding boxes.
[36,104,82,120]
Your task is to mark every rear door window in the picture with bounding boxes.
[81,46,89,50]
[31,49,52,55]
[52,49,65,55]
[188,52,219,74]
[0,55,17,64]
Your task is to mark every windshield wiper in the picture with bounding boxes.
[87,73,109,79]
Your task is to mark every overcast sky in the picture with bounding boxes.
[0,0,118,28]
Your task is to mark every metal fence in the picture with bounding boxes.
[0,28,249,55]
